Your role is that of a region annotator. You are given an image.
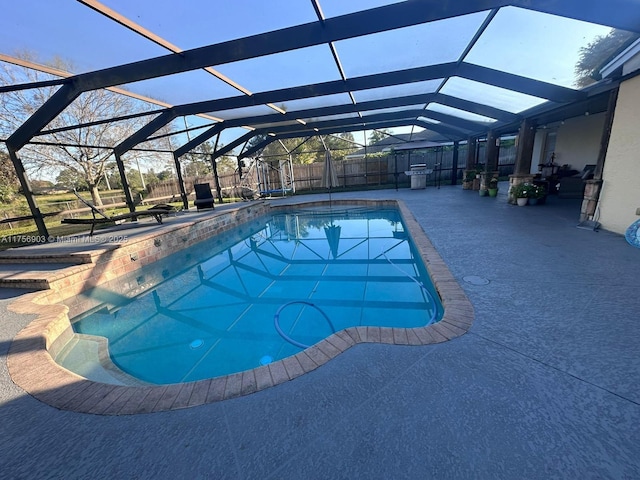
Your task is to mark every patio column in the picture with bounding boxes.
[462,137,478,190]
[580,88,618,222]
[508,118,537,204]
[480,130,499,191]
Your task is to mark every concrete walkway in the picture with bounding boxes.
[1,185,639,479]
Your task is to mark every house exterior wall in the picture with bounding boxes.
[554,112,605,172]
[598,75,640,234]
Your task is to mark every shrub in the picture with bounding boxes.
[511,183,536,198]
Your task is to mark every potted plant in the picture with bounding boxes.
[511,183,535,206]
[531,184,547,205]
[488,177,499,197]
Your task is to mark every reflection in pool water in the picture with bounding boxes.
[61,207,442,384]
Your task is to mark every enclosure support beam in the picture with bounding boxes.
[238,119,434,161]
[263,111,471,140]
[210,156,223,203]
[174,123,225,158]
[172,152,189,210]
[434,93,519,123]
[114,111,178,156]
[210,133,223,203]
[7,147,49,238]
[457,63,584,104]
[6,83,81,151]
[239,138,272,162]
[451,141,460,185]
[212,131,259,161]
[113,151,136,213]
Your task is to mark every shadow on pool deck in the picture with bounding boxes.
[1,185,639,479]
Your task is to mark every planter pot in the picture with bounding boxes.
[516,197,528,206]
[479,189,488,197]
[488,188,498,197]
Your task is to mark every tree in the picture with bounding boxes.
[182,157,212,177]
[0,53,170,206]
[143,168,173,187]
[55,167,87,191]
[183,139,235,174]
[575,29,640,87]
[258,132,358,165]
[30,179,54,192]
[0,150,20,202]
[325,132,356,161]
[367,129,392,145]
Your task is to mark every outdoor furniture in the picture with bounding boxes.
[0,211,62,225]
[62,204,177,236]
[194,183,215,210]
[557,164,596,199]
[61,192,177,235]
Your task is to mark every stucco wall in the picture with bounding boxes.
[554,112,605,172]
[598,76,640,234]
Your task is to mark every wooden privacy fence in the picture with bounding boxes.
[147,146,517,199]
[0,146,517,233]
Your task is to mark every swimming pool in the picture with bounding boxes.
[59,205,442,385]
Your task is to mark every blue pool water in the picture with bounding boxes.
[67,206,442,384]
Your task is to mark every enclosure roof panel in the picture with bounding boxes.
[2,0,639,152]
[97,0,318,49]
[464,6,621,88]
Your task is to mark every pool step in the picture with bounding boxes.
[0,264,70,290]
[0,254,92,265]
[0,245,117,289]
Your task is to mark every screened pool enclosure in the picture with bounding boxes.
[1,1,639,237]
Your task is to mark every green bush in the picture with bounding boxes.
[0,184,15,203]
[511,183,536,198]
[534,184,547,199]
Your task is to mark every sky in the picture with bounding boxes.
[0,1,616,157]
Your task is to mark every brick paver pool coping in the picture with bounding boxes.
[7,199,473,415]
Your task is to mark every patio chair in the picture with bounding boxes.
[194,183,215,210]
[62,191,178,235]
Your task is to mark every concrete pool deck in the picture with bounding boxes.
[1,184,639,478]
[3,197,472,414]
